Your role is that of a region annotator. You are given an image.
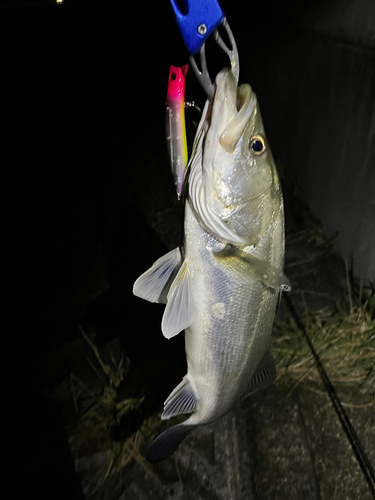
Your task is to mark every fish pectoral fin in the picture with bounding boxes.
[146,423,197,463]
[162,376,197,420]
[247,348,276,393]
[161,261,198,339]
[133,247,182,304]
[214,246,292,292]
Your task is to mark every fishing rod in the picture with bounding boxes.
[285,293,375,498]
[168,0,375,494]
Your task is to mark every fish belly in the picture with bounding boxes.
[183,201,282,425]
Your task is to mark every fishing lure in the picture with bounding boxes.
[166,64,189,199]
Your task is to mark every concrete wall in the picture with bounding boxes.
[297,0,375,47]
[236,0,375,283]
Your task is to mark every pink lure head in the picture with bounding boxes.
[167,64,188,101]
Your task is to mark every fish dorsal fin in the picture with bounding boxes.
[133,248,182,304]
[214,246,292,292]
[161,261,198,339]
[162,376,197,420]
[248,348,276,392]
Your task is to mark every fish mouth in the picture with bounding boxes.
[210,69,255,154]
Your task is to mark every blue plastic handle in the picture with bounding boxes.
[170,0,225,54]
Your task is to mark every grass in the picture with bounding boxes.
[273,281,375,386]
[49,217,374,491]
[49,326,159,492]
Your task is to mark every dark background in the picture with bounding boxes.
[2,0,373,350]
[1,0,374,498]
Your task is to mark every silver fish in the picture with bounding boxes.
[133,68,291,462]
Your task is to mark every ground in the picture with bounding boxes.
[33,188,374,500]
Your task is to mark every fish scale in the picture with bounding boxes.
[182,202,279,425]
[133,68,290,462]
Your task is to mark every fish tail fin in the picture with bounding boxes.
[146,423,197,463]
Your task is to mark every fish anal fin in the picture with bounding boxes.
[248,348,276,393]
[162,377,197,420]
[161,261,198,339]
[133,247,182,304]
[215,246,291,292]
[146,424,197,463]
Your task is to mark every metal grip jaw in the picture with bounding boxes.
[169,0,240,98]
[170,0,225,55]
[189,18,239,98]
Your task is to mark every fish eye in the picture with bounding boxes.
[249,135,266,156]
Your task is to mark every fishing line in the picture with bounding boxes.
[285,294,375,499]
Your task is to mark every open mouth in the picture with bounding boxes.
[219,82,255,153]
